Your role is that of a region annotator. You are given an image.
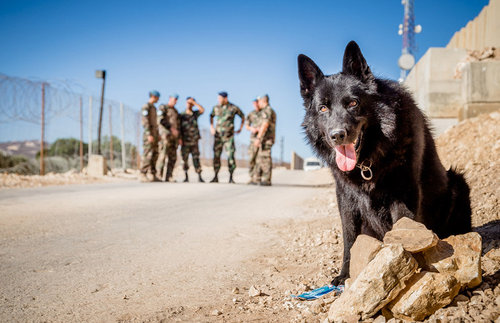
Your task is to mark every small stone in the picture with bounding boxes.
[383,217,438,253]
[232,287,240,294]
[328,244,418,321]
[373,315,387,323]
[451,294,469,306]
[248,285,261,297]
[387,271,461,321]
[418,232,482,289]
[349,234,383,282]
[211,309,222,316]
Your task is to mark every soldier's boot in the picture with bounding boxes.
[198,173,205,183]
[260,181,271,186]
[139,173,149,183]
[229,171,235,184]
[183,172,189,183]
[166,171,174,183]
[152,175,162,182]
[210,171,219,183]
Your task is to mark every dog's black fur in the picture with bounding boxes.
[297,41,472,285]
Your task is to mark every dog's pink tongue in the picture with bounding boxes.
[335,144,357,172]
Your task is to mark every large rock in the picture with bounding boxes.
[328,244,418,322]
[417,232,482,289]
[386,271,461,321]
[349,234,383,282]
[383,217,439,253]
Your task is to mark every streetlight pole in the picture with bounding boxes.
[95,70,106,155]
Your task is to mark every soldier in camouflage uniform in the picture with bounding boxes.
[254,94,277,186]
[209,91,245,183]
[139,90,161,182]
[180,97,205,183]
[245,98,262,185]
[156,94,181,182]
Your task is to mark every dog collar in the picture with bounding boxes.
[357,160,373,181]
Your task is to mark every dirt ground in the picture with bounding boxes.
[1,112,499,323]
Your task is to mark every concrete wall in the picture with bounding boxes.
[447,0,500,50]
[459,61,500,120]
[405,48,467,118]
[290,151,304,170]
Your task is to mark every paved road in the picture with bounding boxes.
[0,168,332,322]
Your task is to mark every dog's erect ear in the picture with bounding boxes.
[298,54,324,100]
[342,41,374,83]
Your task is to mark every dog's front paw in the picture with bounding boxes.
[330,273,348,286]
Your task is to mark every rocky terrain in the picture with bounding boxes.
[158,111,499,322]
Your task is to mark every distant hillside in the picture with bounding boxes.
[0,140,48,158]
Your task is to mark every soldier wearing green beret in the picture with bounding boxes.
[209,91,245,183]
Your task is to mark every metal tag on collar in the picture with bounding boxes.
[357,160,373,181]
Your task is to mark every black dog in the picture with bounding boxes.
[297,41,471,285]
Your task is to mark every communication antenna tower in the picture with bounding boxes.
[398,0,422,81]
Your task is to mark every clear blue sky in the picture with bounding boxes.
[0,0,489,160]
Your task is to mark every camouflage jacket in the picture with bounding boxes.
[259,105,276,144]
[210,102,244,138]
[246,109,261,141]
[157,104,180,138]
[180,110,202,145]
[141,102,159,140]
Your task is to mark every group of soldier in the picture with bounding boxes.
[139,91,276,186]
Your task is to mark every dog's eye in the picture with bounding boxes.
[348,100,358,108]
[319,105,329,112]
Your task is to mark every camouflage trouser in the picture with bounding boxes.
[156,137,178,179]
[248,139,259,180]
[213,134,236,173]
[140,138,159,175]
[255,140,273,183]
[181,143,201,173]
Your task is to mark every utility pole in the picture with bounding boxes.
[40,82,45,176]
[95,70,106,155]
[120,102,126,170]
[398,0,422,82]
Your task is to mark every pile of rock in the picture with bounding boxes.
[327,217,482,322]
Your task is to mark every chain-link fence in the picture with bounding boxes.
[0,73,140,175]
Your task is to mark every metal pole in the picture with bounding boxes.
[136,112,141,169]
[109,104,113,166]
[97,72,106,155]
[40,83,45,176]
[280,136,284,167]
[88,96,93,156]
[79,96,84,172]
[120,102,126,170]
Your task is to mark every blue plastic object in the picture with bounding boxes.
[291,284,344,301]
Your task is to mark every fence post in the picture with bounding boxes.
[120,102,126,170]
[109,104,113,166]
[136,112,141,169]
[79,96,84,172]
[40,82,45,176]
[88,96,93,156]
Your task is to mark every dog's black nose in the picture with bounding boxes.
[330,129,347,145]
